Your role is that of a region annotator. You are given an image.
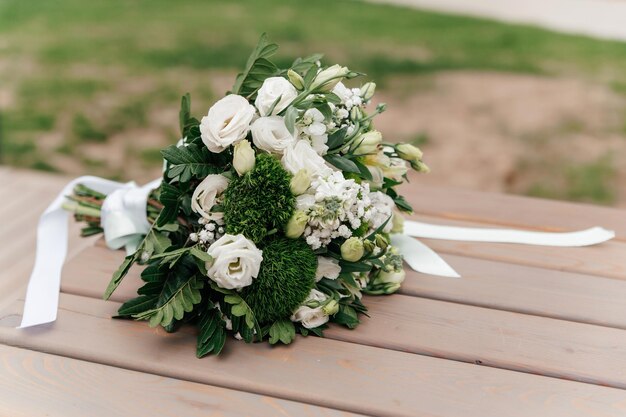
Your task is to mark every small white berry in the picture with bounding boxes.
[207,223,216,231]
[189,233,199,242]
[198,218,207,225]
[199,230,210,242]
[218,227,224,234]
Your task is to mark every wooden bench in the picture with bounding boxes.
[1,168,625,416]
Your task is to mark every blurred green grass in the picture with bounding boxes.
[1,0,625,203]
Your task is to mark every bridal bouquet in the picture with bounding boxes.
[64,34,428,357]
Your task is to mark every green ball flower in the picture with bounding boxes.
[242,237,317,324]
[223,153,295,243]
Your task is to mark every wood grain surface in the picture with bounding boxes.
[0,345,359,417]
[2,294,626,417]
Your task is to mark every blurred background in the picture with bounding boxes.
[1,0,625,206]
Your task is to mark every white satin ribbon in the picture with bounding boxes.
[18,177,160,329]
[18,175,615,329]
[396,220,615,278]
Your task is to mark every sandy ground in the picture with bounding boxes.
[374,71,626,206]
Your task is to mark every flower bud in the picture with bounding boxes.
[360,82,376,101]
[353,130,382,155]
[363,239,376,253]
[285,210,308,239]
[411,160,431,173]
[340,237,364,262]
[372,269,406,294]
[396,143,423,162]
[290,169,311,195]
[391,212,404,234]
[350,106,362,121]
[287,69,305,90]
[233,140,255,176]
[322,299,339,316]
[375,234,389,251]
[311,64,350,92]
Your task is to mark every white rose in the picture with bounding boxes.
[191,174,229,220]
[200,95,256,153]
[255,77,298,116]
[282,140,332,178]
[315,256,341,282]
[206,234,263,290]
[290,289,330,329]
[251,116,296,154]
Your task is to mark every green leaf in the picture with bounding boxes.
[133,275,204,328]
[326,127,347,151]
[393,195,413,213]
[333,304,360,329]
[268,319,296,345]
[161,143,220,182]
[157,183,183,227]
[197,305,227,358]
[220,289,262,340]
[338,261,372,274]
[324,154,360,174]
[231,33,279,98]
[284,106,298,135]
[118,295,159,316]
[353,158,373,181]
[103,253,137,300]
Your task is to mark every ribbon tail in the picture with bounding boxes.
[403,220,615,247]
[18,176,131,329]
[391,234,460,278]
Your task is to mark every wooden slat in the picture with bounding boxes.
[409,215,626,280]
[2,294,626,417]
[0,345,356,417]
[61,246,626,389]
[401,254,626,329]
[401,180,626,240]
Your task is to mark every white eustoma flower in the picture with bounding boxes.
[315,256,341,281]
[251,116,296,154]
[281,140,332,178]
[290,289,330,329]
[191,174,230,220]
[206,234,263,290]
[255,77,298,116]
[200,95,256,153]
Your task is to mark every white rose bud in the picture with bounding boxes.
[287,69,305,90]
[255,77,298,116]
[291,289,330,329]
[396,143,423,162]
[206,234,263,290]
[340,237,364,262]
[285,210,308,239]
[233,139,255,176]
[315,256,341,281]
[191,174,230,220]
[311,64,350,92]
[290,169,311,195]
[200,95,255,153]
[251,116,295,154]
[353,130,382,155]
[360,82,376,100]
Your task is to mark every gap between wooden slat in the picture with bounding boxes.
[2,294,626,417]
